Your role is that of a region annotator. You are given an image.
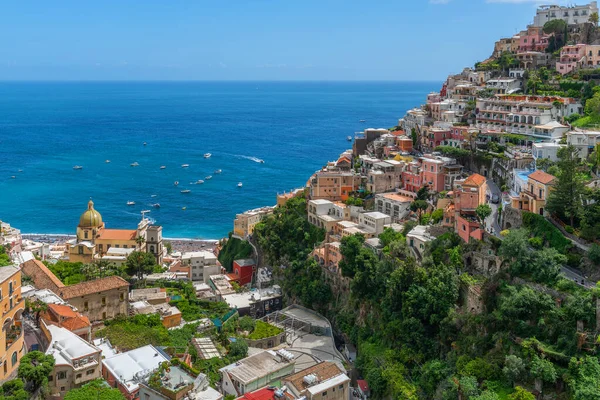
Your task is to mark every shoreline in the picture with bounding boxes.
[21,233,222,242]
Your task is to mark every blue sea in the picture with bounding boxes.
[0,81,438,239]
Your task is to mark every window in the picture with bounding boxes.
[78,246,83,255]
[84,231,88,239]
[11,352,17,366]
[84,302,89,311]
[61,387,65,392]
[57,371,67,380]
[123,245,127,248]
[86,369,95,375]
[102,312,107,319]
[339,385,344,390]
[120,293,124,302]
[76,374,82,379]
[102,297,106,306]
[322,392,327,397]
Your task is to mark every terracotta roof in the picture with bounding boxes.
[41,304,91,332]
[336,156,352,165]
[283,362,344,394]
[61,315,91,331]
[47,303,79,318]
[237,388,277,400]
[463,173,486,187]
[59,276,129,299]
[96,229,137,241]
[357,380,369,392]
[22,259,65,289]
[528,170,556,185]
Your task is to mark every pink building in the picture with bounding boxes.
[428,128,452,149]
[556,44,587,75]
[518,26,549,52]
[402,161,423,193]
[421,158,446,193]
[453,173,488,242]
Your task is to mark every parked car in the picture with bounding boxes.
[491,194,500,204]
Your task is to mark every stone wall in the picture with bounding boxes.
[246,331,286,349]
[502,206,523,230]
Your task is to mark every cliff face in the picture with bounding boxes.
[569,22,600,45]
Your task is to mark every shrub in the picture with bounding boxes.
[528,237,544,249]
[565,225,575,234]
[247,321,283,340]
[588,244,600,265]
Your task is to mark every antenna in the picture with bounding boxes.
[141,210,151,219]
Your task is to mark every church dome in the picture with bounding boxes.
[79,200,103,228]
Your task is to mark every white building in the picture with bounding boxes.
[407,225,436,258]
[533,2,598,27]
[45,323,102,398]
[486,78,523,95]
[282,361,350,400]
[357,212,392,236]
[182,251,220,283]
[307,199,352,231]
[533,141,565,163]
[567,129,600,160]
[374,192,413,222]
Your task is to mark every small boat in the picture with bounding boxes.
[10,176,15,179]
[143,142,147,146]
[214,169,222,174]
[237,182,243,188]
[359,119,366,123]
[127,201,135,206]
[73,165,83,170]
[160,166,166,169]
[181,189,191,194]
[205,175,212,180]
[152,203,161,208]
[174,181,179,186]
[196,180,204,184]
[181,164,189,168]
[204,153,212,158]
[182,207,187,210]
[17,169,23,172]
[150,194,157,198]
[130,162,139,167]
[347,136,352,141]
[105,160,111,163]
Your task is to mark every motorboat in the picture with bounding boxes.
[359,119,366,122]
[196,180,204,184]
[181,189,191,194]
[143,142,147,146]
[174,181,179,186]
[152,203,161,208]
[181,164,190,168]
[10,176,15,179]
[151,194,157,198]
[182,207,187,210]
[204,153,212,158]
[127,201,135,206]
[18,169,23,172]
[214,169,222,174]
[160,166,166,169]
[130,162,139,167]
[73,165,83,170]
[259,159,265,164]
[205,175,212,180]
[347,136,352,141]
[237,182,243,188]
[105,160,111,163]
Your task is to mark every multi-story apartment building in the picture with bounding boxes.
[453,174,488,243]
[517,26,549,52]
[365,160,404,193]
[374,192,414,222]
[475,95,581,139]
[181,251,220,283]
[307,200,352,232]
[486,78,523,95]
[44,323,102,397]
[308,169,361,202]
[493,38,513,58]
[357,212,392,236]
[282,362,350,400]
[233,207,274,238]
[556,44,600,75]
[403,155,462,193]
[533,2,598,27]
[0,266,24,382]
[511,170,556,215]
[400,108,428,137]
[516,51,551,69]
[567,129,600,160]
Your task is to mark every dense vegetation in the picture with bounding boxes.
[253,191,600,399]
[64,380,125,400]
[0,245,11,267]
[218,235,253,271]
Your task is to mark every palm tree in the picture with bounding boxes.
[135,235,146,250]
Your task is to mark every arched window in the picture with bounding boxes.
[150,246,155,253]
[11,352,17,366]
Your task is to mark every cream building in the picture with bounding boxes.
[233,207,274,238]
[66,200,163,265]
[0,266,25,382]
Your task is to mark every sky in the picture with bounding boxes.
[0,0,574,81]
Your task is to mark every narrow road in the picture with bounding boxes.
[485,180,502,237]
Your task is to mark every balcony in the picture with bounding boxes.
[5,322,22,351]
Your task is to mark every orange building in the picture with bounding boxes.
[454,174,487,243]
[308,170,361,201]
[0,266,25,381]
[40,303,91,342]
[511,170,555,215]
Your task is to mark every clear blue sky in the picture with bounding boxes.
[0,0,558,81]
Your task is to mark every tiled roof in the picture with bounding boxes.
[463,173,486,187]
[59,276,129,299]
[528,170,556,185]
[47,303,78,318]
[41,304,91,332]
[237,388,277,400]
[22,259,65,289]
[96,229,137,241]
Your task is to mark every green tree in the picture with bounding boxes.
[508,386,535,400]
[475,204,492,229]
[410,200,429,221]
[338,234,365,278]
[546,145,586,226]
[64,379,125,400]
[416,185,430,201]
[530,247,565,284]
[0,379,29,400]
[411,128,418,147]
[503,355,526,387]
[18,351,55,391]
[530,356,556,393]
[589,11,599,25]
[527,71,542,95]
[543,19,568,49]
[471,391,500,400]
[568,356,600,400]
[135,235,146,250]
[229,339,248,359]
[125,251,156,279]
[238,316,256,333]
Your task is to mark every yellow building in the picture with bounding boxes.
[66,200,163,265]
[511,170,556,215]
[0,266,25,381]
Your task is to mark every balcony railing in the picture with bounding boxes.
[5,323,22,351]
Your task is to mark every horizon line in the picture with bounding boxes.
[0,79,442,83]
